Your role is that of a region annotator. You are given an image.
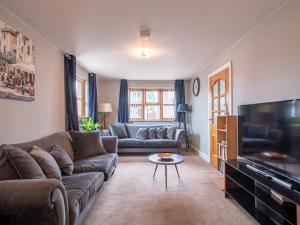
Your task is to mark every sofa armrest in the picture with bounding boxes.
[0,179,68,225]
[175,129,186,143]
[102,136,118,153]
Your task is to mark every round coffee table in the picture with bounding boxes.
[148,153,184,189]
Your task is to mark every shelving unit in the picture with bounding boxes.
[216,115,237,173]
[225,160,300,225]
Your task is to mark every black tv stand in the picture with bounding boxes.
[225,159,300,225]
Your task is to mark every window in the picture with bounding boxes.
[129,88,175,121]
[76,76,87,117]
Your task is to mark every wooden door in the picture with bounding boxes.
[209,68,231,169]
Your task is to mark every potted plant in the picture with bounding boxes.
[79,117,102,132]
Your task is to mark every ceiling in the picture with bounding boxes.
[0,0,288,80]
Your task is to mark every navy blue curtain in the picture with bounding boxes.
[64,54,79,131]
[175,80,185,122]
[88,73,98,123]
[118,79,129,123]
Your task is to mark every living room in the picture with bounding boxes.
[0,0,300,225]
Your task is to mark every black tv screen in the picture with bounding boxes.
[238,99,300,182]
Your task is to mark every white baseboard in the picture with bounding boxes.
[190,144,210,163]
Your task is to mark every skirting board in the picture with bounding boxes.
[190,144,210,163]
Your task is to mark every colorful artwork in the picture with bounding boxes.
[0,20,35,101]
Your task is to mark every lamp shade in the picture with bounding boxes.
[177,103,189,112]
[99,103,112,113]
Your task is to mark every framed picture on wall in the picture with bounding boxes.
[0,19,35,101]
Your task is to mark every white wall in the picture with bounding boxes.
[190,0,300,160]
[97,79,190,126]
[0,6,65,144]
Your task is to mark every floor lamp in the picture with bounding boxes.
[99,103,112,129]
[177,103,190,149]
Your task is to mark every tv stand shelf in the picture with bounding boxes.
[225,160,300,225]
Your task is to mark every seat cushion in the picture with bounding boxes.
[118,138,145,147]
[62,172,104,225]
[144,139,178,147]
[73,153,118,180]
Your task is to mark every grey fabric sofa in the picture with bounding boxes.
[109,124,186,153]
[0,132,118,225]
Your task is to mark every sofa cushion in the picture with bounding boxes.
[109,123,128,139]
[125,124,164,138]
[144,139,178,147]
[30,145,62,180]
[0,145,21,181]
[49,144,74,175]
[2,145,46,179]
[62,172,104,225]
[118,138,145,147]
[166,126,177,140]
[136,128,149,140]
[73,153,118,180]
[148,128,157,139]
[157,128,167,139]
[70,130,106,160]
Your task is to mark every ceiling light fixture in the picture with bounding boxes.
[137,28,153,59]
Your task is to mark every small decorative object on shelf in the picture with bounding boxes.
[216,115,237,174]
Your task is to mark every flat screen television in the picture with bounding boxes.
[238,99,300,182]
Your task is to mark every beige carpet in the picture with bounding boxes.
[85,153,256,225]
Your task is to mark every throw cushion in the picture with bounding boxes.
[157,128,167,139]
[148,128,157,139]
[109,123,128,139]
[70,130,107,160]
[3,145,46,179]
[30,145,62,180]
[166,126,177,140]
[136,128,149,140]
[49,144,74,175]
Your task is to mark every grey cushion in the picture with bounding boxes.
[73,153,118,180]
[118,138,145,147]
[0,145,22,181]
[125,124,164,138]
[49,144,74,176]
[166,126,177,140]
[30,145,62,180]
[70,130,106,160]
[3,145,46,179]
[136,128,149,140]
[148,128,157,139]
[109,123,128,139]
[62,172,104,225]
[157,128,167,139]
[144,139,178,147]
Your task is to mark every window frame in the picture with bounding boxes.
[76,76,87,118]
[129,88,175,122]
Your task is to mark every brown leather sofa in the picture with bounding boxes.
[0,132,118,225]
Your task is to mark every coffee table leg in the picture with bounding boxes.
[165,165,168,189]
[175,164,180,179]
[153,164,158,178]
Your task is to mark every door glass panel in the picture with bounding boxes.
[220,79,225,95]
[213,81,218,97]
[220,96,226,111]
[213,98,218,111]
[212,112,218,125]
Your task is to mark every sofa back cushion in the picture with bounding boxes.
[0,145,20,181]
[3,145,46,179]
[12,132,75,160]
[50,144,74,175]
[148,128,157,139]
[125,124,164,138]
[166,126,177,140]
[136,128,149,140]
[30,145,62,180]
[109,123,128,139]
[157,127,167,139]
[70,130,107,160]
